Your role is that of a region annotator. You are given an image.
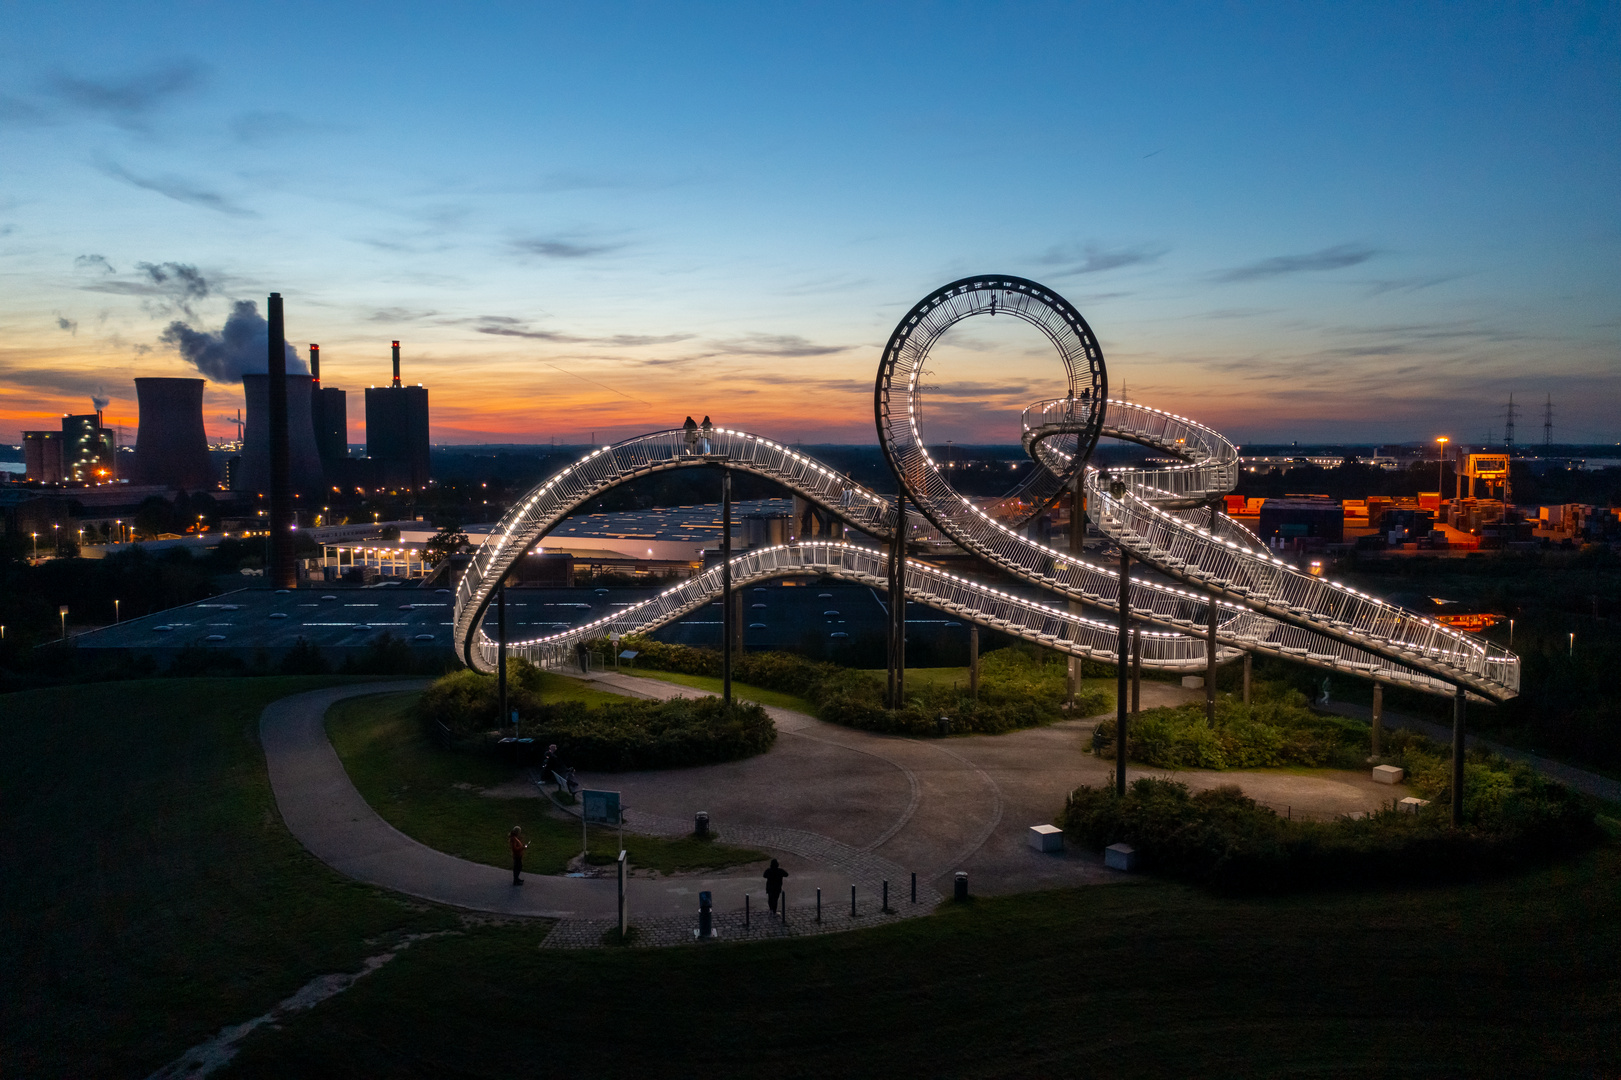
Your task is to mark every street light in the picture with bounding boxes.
[1570,632,1575,658]
[58,605,68,640]
[31,532,38,559]
[114,599,121,624]
[1435,436,1449,496]
[1508,618,1514,648]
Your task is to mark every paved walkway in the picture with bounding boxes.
[260,682,934,928]
[267,673,1580,939]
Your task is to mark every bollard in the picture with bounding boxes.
[781,889,787,925]
[816,887,822,923]
[851,884,857,917]
[698,890,714,940]
[694,811,709,838]
[911,871,917,903]
[954,871,968,902]
[883,880,890,914]
[745,893,750,929]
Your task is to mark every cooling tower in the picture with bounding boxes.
[130,377,214,490]
[239,373,324,495]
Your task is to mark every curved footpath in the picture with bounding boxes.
[266,674,1607,945]
[260,682,942,939]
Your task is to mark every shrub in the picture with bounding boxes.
[1091,683,1368,769]
[1062,760,1599,893]
[416,662,775,770]
[596,636,1106,736]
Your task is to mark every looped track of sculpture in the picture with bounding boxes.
[455,276,1519,702]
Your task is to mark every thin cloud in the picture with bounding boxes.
[47,61,202,125]
[1038,242,1168,276]
[98,160,255,217]
[1213,244,1378,283]
[56,315,78,334]
[78,260,214,318]
[510,236,622,259]
[229,110,339,143]
[75,254,116,274]
[709,334,847,358]
[1361,274,1460,297]
[368,307,439,324]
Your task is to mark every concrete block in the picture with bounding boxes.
[1372,765,1406,785]
[1398,797,1430,813]
[1104,843,1138,871]
[1181,675,1204,690]
[1028,824,1065,853]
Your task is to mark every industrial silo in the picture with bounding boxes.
[238,373,324,495]
[129,377,214,490]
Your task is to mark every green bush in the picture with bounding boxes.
[1062,758,1599,893]
[1092,683,1368,769]
[597,637,1107,736]
[416,661,775,770]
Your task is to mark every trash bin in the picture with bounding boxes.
[953,871,969,902]
[698,890,713,939]
[694,811,709,838]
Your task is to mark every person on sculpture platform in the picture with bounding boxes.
[683,415,699,454]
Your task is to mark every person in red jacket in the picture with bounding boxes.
[510,825,530,885]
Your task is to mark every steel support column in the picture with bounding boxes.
[497,584,507,726]
[1116,546,1130,796]
[722,468,733,708]
[1451,685,1466,827]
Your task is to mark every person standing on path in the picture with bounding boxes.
[510,826,530,885]
[763,858,788,915]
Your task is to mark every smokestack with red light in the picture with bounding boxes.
[267,293,296,590]
[309,343,320,386]
[391,340,401,387]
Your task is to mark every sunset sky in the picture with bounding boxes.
[2,2,1616,449]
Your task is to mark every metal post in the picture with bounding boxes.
[617,850,627,938]
[883,880,890,913]
[1129,627,1142,717]
[1068,476,1085,709]
[1242,652,1252,705]
[1371,684,1384,759]
[851,884,857,917]
[497,585,507,728]
[888,491,907,708]
[722,468,732,707]
[1117,547,1130,796]
[911,871,917,903]
[1451,685,1466,827]
[745,893,750,929]
[1206,596,1219,722]
[968,625,980,700]
[816,887,821,923]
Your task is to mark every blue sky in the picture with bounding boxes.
[1,1,1616,446]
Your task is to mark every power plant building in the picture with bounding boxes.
[24,408,117,484]
[364,341,430,490]
[239,373,324,495]
[308,344,349,474]
[128,377,214,490]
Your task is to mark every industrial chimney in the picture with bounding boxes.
[267,293,296,590]
[129,377,213,490]
[309,343,321,385]
[391,340,401,387]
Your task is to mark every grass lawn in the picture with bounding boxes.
[220,845,1621,1078]
[618,668,818,713]
[0,676,463,1080]
[327,689,766,875]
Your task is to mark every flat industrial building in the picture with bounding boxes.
[68,578,972,667]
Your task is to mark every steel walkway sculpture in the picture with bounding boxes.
[454,276,1518,703]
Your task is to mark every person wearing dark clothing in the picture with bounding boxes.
[510,825,529,885]
[763,858,789,914]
